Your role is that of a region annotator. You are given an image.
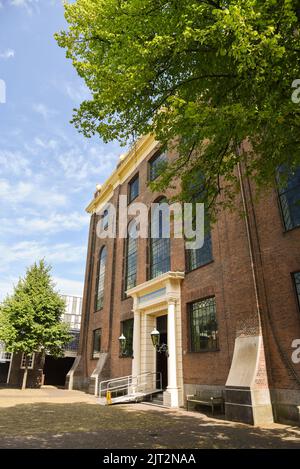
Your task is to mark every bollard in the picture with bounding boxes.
[106,390,112,405]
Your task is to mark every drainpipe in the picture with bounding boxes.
[107,186,121,359]
[243,164,300,387]
[238,158,300,392]
[237,161,262,330]
[81,213,97,385]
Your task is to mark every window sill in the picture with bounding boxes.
[283,224,300,234]
[94,307,103,313]
[128,194,139,205]
[91,355,101,360]
[121,294,130,301]
[186,259,214,274]
[188,348,220,354]
[119,355,133,359]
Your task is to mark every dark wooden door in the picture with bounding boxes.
[0,362,9,383]
[156,315,168,389]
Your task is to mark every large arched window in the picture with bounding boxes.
[124,220,138,292]
[149,197,170,279]
[95,246,107,311]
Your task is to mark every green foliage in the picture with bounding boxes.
[0,260,72,358]
[55,0,300,212]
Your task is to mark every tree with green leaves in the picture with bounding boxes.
[0,261,72,389]
[55,0,300,212]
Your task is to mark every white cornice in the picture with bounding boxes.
[126,271,185,301]
[86,134,159,214]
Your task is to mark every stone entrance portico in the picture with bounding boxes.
[127,271,185,407]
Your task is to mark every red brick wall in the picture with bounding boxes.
[78,150,300,394]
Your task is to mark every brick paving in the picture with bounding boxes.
[0,386,299,449]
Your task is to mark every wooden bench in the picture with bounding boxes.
[186,390,224,415]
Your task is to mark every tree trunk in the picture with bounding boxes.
[39,349,46,387]
[22,364,28,390]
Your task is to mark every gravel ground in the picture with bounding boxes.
[0,386,299,449]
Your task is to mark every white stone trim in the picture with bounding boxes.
[128,271,185,408]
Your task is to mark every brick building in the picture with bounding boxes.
[1,295,82,388]
[71,134,300,425]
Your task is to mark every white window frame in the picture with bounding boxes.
[20,353,35,369]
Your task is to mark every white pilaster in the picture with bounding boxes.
[165,299,180,407]
[132,309,141,378]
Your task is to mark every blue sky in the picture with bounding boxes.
[0,0,122,299]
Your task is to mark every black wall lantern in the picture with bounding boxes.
[119,333,126,354]
[150,327,169,356]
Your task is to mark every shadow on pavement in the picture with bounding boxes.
[0,402,299,449]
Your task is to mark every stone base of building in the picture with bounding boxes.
[225,334,274,426]
[163,387,183,407]
[184,383,225,397]
[225,387,274,425]
[66,353,110,395]
[66,375,90,392]
[271,388,300,425]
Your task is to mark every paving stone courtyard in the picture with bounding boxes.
[0,386,299,449]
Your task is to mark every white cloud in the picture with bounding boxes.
[32,103,58,120]
[53,277,84,297]
[0,277,17,301]
[0,49,15,60]
[57,146,117,183]
[34,137,58,150]
[0,274,84,301]
[0,240,87,273]
[9,0,40,14]
[0,178,67,208]
[0,150,31,177]
[0,211,89,235]
[64,81,90,103]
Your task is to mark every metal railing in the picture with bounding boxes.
[99,371,162,400]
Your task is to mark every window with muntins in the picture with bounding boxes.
[184,170,213,271]
[120,319,134,357]
[186,230,212,271]
[128,174,139,203]
[149,150,167,181]
[92,328,101,359]
[189,297,219,352]
[20,353,35,369]
[95,247,107,310]
[293,272,300,311]
[124,220,138,292]
[149,198,170,279]
[278,167,300,230]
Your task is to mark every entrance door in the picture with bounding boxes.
[156,315,168,389]
[0,362,9,383]
[43,356,75,386]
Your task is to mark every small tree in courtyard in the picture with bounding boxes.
[0,260,72,389]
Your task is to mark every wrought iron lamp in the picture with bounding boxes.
[150,327,169,356]
[119,333,126,355]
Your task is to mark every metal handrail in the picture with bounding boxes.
[99,371,162,399]
[99,371,152,395]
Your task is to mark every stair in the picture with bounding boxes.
[151,392,164,405]
[143,391,168,408]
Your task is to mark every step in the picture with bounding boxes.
[151,399,165,406]
[142,400,169,408]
